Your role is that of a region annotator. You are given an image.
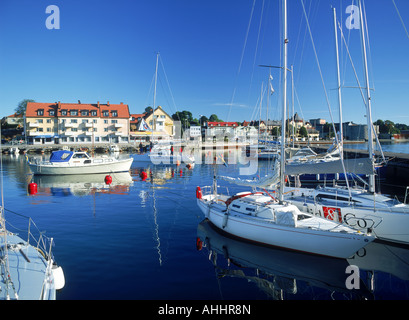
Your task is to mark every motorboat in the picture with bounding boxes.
[28,150,133,175]
[196,187,373,259]
[133,144,195,165]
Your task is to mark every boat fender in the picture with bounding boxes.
[196,186,202,199]
[222,211,229,229]
[140,171,148,180]
[104,175,112,184]
[196,237,203,251]
[52,264,65,290]
[28,182,38,195]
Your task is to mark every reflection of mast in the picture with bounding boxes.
[151,169,162,266]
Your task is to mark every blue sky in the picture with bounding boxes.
[0,0,408,125]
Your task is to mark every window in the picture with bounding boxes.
[82,119,88,123]
[70,110,78,116]
[71,119,78,123]
[38,119,43,123]
[91,110,97,116]
[93,119,97,123]
[160,115,166,119]
[49,110,55,116]
[37,109,44,116]
[102,111,109,117]
[104,120,108,124]
[81,110,89,116]
[111,111,118,117]
[61,110,67,116]
[111,120,117,124]
[47,119,52,123]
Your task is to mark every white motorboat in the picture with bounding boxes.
[28,150,133,175]
[133,144,195,165]
[196,188,373,259]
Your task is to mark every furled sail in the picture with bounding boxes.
[285,157,374,176]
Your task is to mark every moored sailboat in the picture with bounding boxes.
[196,0,374,260]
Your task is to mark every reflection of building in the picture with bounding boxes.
[25,101,130,145]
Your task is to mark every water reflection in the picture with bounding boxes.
[31,172,133,196]
[197,219,409,300]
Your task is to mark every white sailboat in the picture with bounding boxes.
[0,138,65,299]
[283,2,409,245]
[196,0,374,259]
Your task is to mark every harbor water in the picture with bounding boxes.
[3,149,409,300]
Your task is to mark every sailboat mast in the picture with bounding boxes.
[333,7,343,146]
[279,0,288,203]
[358,0,375,193]
[152,52,159,136]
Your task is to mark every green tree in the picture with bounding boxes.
[15,99,35,116]
[299,126,308,138]
[209,114,222,122]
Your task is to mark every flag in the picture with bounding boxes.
[270,83,275,94]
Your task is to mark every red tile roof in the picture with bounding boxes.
[208,121,238,127]
[26,101,130,118]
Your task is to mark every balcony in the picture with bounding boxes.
[28,122,39,128]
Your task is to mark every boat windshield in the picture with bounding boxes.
[50,150,74,162]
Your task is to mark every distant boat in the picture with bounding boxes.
[133,143,195,165]
[109,144,120,153]
[28,150,133,175]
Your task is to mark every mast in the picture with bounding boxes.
[152,52,159,138]
[358,0,375,193]
[333,7,352,199]
[279,0,288,203]
[333,7,343,148]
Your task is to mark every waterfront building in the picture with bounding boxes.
[25,101,130,145]
[129,106,175,142]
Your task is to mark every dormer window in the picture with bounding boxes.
[112,111,118,117]
[61,110,67,116]
[102,111,109,117]
[70,110,78,116]
[37,109,44,116]
[49,110,55,116]
[81,110,89,116]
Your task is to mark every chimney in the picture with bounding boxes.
[97,101,100,108]
[78,100,81,104]
[107,101,110,106]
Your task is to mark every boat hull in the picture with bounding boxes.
[29,158,133,175]
[197,197,372,259]
[288,195,409,245]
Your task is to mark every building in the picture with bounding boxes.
[25,101,130,145]
[129,106,174,142]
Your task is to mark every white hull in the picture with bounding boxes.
[29,157,133,175]
[197,193,373,259]
[285,186,409,245]
[132,153,194,165]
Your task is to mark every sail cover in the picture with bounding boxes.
[285,158,374,176]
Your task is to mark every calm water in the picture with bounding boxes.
[3,151,409,300]
[345,140,409,154]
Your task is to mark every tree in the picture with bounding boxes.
[15,99,35,116]
[145,106,153,113]
[209,114,223,122]
[299,126,308,138]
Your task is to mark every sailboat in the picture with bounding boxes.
[132,53,195,166]
[196,0,374,260]
[283,2,409,245]
[0,141,65,300]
